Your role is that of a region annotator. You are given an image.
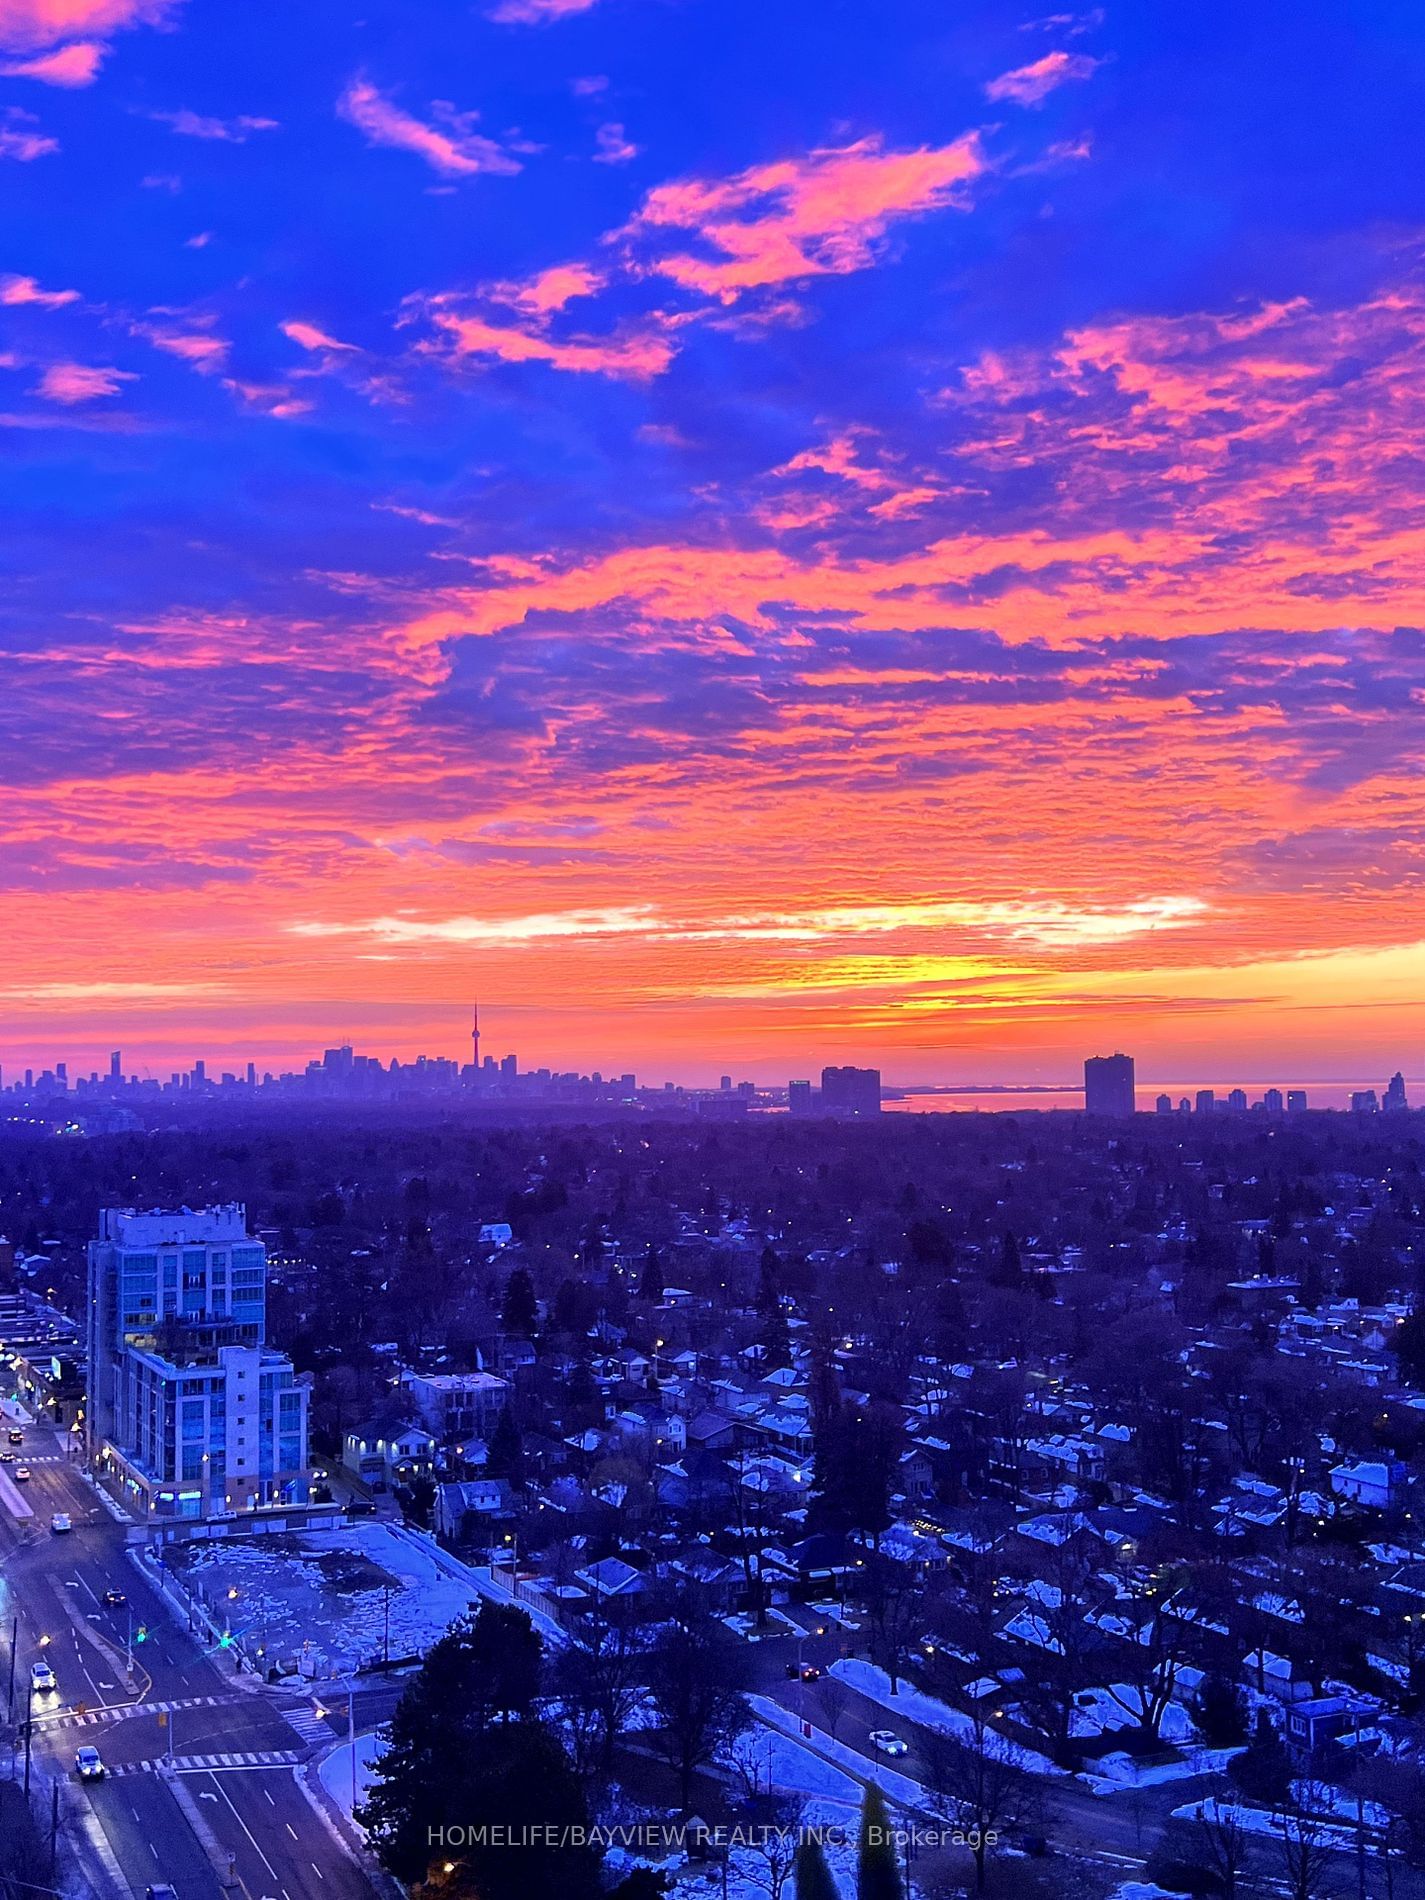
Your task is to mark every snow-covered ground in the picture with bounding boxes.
[829,1658,1064,1776]
[169,1520,480,1677]
[1068,1686,1196,1744]
[318,1730,385,1824]
[1078,1746,1243,1794]
[723,1729,862,1806]
[748,1694,929,1808]
[1171,1796,1358,1852]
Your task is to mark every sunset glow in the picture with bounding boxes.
[3,0,1423,1082]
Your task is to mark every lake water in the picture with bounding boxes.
[885,1079,1417,1115]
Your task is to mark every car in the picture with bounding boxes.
[30,1660,57,1694]
[343,1500,377,1516]
[50,1512,72,1534]
[869,1730,908,1758]
[311,1467,329,1480]
[102,1588,127,1607]
[13,1465,31,1482]
[74,1745,105,1780]
[784,1661,822,1681]
[146,1888,179,1900]
[7,1427,23,1444]
[0,1450,14,1462]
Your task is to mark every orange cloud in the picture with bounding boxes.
[626,133,987,301]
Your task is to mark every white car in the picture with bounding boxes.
[50,1512,72,1534]
[30,1660,57,1695]
[75,1745,105,1780]
[869,1729,908,1758]
[13,1465,31,1482]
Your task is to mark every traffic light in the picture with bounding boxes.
[135,1625,148,1644]
[219,1631,232,1649]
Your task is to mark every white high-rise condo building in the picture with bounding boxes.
[87,1204,308,1519]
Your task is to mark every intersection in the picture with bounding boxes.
[1,1403,382,1900]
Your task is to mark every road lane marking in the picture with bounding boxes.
[208,1772,284,1885]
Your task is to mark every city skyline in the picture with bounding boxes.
[4,2,1425,1078]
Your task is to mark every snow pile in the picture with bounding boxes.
[829,1658,1064,1776]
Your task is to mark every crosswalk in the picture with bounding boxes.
[41,1693,235,1732]
[279,1703,333,1745]
[107,1749,304,1776]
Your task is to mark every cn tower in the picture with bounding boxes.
[471,1002,480,1071]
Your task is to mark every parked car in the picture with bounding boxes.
[30,1660,57,1695]
[869,1730,908,1758]
[146,1887,179,1900]
[50,1512,72,1534]
[75,1745,106,1780]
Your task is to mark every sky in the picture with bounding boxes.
[1,0,1423,1087]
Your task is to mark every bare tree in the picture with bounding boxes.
[740,1792,805,1900]
[920,1710,1032,1893]
[1277,1783,1341,1900]
[811,1671,852,1742]
[1190,1796,1253,1900]
[646,1608,751,1812]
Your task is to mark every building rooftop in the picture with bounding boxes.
[97,1204,251,1246]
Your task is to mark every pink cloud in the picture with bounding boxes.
[429,310,674,380]
[222,378,313,419]
[0,37,102,81]
[337,77,520,178]
[0,108,56,158]
[493,261,605,317]
[145,329,227,371]
[36,361,134,403]
[488,0,598,23]
[626,133,987,300]
[593,122,638,165]
[0,0,170,51]
[281,319,359,353]
[149,107,278,141]
[984,50,1100,106]
[0,271,79,306]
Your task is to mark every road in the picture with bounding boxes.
[0,1400,382,1899]
[737,1601,1421,1898]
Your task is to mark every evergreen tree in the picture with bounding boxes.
[795,1837,840,1900]
[857,1785,902,1900]
[502,1267,538,1336]
[989,1230,1022,1289]
[1228,1711,1292,1809]
[359,1607,597,1900]
[639,1243,665,1302]
[485,1405,525,1486]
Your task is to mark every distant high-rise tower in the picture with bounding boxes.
[472,1002,480,1073]
[820,1066,881,1115]
[1384,1071,1409,1112]
[109,1050,122,1083]
[1084,1053,1135,1117]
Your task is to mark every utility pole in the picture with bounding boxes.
[49,1778,59,1879]
[23,1693,33,1801]
[6,1616,15,1722]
